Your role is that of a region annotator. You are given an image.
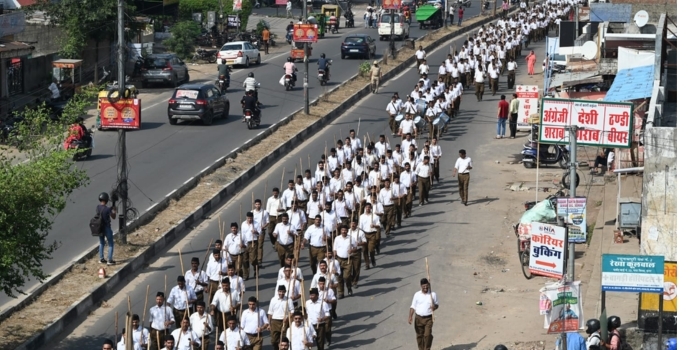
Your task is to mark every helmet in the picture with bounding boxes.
[373,60,379,65]
[75,116,84,124]
[321,53,326,58]
[248,72,254,78]
[221,59,227,64]
[608,315,621,330]
[98,192,110,202]
[287,57,293,62]
[665,338,677,350]
[494,346,508,350]
[585,319,600,334]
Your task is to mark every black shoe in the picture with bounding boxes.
[371,256,376,266]
[461,200,465,204]
[100,258,107,264]
[465,202,468,206]
[376,246,380,254]
[339,294,345,299]
[348,289,354,296]
[107,260,116,265]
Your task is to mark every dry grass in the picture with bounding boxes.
[0,18,478,350]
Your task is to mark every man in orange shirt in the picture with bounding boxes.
[262,27,271,55]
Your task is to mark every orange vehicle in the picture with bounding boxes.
[290,42,312,62]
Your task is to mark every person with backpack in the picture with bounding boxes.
[607,315,625,350]
[585,318,602,350]
[92,192,117,265]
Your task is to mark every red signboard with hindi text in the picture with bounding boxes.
[382,0,403,10]
[516,85,539,130]
[293,24,319,43]
[539,98,633,148]
[99,98,142,130]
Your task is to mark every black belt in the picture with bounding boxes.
[246,333,259,337]
[458,172,470,175]
[383,204,394,207]
[418,176,429,179]
[337,256,349,260]
[279,243,293,247]
[311,245,326,249]
[417,314,432,318]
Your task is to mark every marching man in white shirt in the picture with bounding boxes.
[171,316,200,350]
[359,202,381,269]
[189,301,214,350]
[168,276,197,328]
[149,291,176,348]
[240,296,269,350]
[267,286,294,350]
[386,94,403,134]
[305,288,331,350]
[452,149,473,205]
[130,314,149,350]
[408,278,439,350]
[185,257,208,304]
[286,309,316,350]
[218,316,250,349]
[415,46,426,73]
[211,277,240,334]
[430,138,443,182]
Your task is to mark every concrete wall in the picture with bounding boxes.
[640,126,676,260]
[15,23,62,58]
[610,0,677,23]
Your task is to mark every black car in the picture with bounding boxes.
[341,34,377,59]
[167,84,229,125]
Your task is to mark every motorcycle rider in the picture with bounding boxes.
[240,90,261,123]
[48,78,61,102]
[242,72,260,99]
[63,117,90,150]
[217,59,230,89]
[283,57,298,85]
[317,53,331,81]
[328,11,338,33]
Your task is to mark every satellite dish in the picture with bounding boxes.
[581,41,597,60]
[634,10,649,27]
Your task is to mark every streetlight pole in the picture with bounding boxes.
[303,0,309,114]
[116,0,128,244]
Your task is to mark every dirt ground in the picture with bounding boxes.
[0,22,458,349]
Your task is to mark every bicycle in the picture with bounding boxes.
[513,223,533,279]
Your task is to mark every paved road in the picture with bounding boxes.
[0,8,485,315]
[44,13,533,349]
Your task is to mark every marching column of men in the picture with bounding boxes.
[105,0,574,348]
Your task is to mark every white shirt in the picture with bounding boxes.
[378,187,394,206]
[131,326,149,350]
[205,255,228,282]
[305,299,331,325]
[415,162,432,178]
[374,141,390,158]
[212,289,239,313]
[507,61,517,71]
[359,212,381,233]
[149,304,175,331]
[305,224,330,247]
[320,257,341,276]
[273,222,294,245]
[168,285,196,310]
[240,308,269,334]
[252,208,269,228]
[401,138,417,152]
[224,232,245,255]
[410,290,439,317]
[288,209,307,232]
[415,50,426,59]
[219,327,251,347]
[474,70,485,83]
[268,295,295,320]
[399,119,416,135]
[49,82,60,99]
[400,170,416,187]
[241,220,261,244]
[386,101,400,115]
[287,322,317,350]
[419,63,429,75]
[333,235,352,259]
[275,278,302,300]
[190,311,214,338]
[307,198,322,219]
[185,269,208,294]
[277,266,304,281]
[454,156,473,173]
[348,228,366,252]
[310,272,338,289]
[171,327,200,350]
[267,196,283,216]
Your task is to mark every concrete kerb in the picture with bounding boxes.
[14,14,495,350]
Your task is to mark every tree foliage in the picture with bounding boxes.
[164,20,202,59]
[30,0,119,59]
[0,91,94,297]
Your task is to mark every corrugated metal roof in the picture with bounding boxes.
[604,65,654,102]
[589,3,632,23]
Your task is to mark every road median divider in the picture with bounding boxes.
[4,15,496,350]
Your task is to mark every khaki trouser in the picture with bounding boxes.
[395,199,403,226]
[196,335,210,350]
[405,188,414,216]
[417,177,430,204]
[208,280,219,305]
[507,71,515,89]
[258,230,266,264]
[245,240,259,270]
[174,308,187,328]
[276,243,293,266]
[270,319,286,350]
[314,324,327,350]
[337,257,352,296]
[150,329,168,349]
[458,173,470,203]
[309,245,327,275]
[381,205,395,234]
[363,232,378,263]
[350,252,362,286]
[433,159,440,180]
[268,217,278,247]
[465,71,472,87]
[389,114,398,134]
[475,82,484,101]
[247,333,263,350]
[415,315,434,350]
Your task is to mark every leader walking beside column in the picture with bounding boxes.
[453,150,473,206]
[408,278,439,350]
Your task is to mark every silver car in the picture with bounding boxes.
[141,54,190,88]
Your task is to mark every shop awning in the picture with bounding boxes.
[604,65,655,102]
[0,41,34,59]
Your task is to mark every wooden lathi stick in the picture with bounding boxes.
[425,257,435,323]
[140,285,150,347]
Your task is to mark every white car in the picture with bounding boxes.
[217,41,261,68]
[378,12,410,41]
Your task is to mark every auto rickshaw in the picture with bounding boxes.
[96,84,139,130]
[52,59,83,98]
[321,5,341,29]
[415,4,443,29]
[307,13,327,38]
[290,42,313,62]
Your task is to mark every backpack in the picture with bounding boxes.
[609,332,632,350]
[89,205,106,236]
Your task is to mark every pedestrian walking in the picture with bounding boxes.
[149,291,175,347]
[240,296,270,350]
[506,57,517,88]
[408,278,439,350]
[370,60,382,93]
[457,6,464,26]
[496,95,509,138]
[448,5,454,25]
[474,64,485,101]
[526,50,536,75]
[415,156,433,205]
[95,192,117,265]
[452,149,472,205]
[286,1,293,18]
[509,93,519,138]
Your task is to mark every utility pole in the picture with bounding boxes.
[444,0,448,29]
[574,3,579,39]
[567,125,578,280]
[390,9,395,58]
[117,0,128,244]
[303,0,309,114]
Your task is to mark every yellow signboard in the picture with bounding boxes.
[640,262,677,312]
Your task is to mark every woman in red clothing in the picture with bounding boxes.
[526,50,536,75]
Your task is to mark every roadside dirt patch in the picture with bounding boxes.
[0,17,484,350]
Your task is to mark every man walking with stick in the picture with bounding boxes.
[453,149,473,205]
[408,278,439,350]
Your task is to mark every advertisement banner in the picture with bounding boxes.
[640,262,677,312]
[227,15,240,28]
[601,254,665,293]
[382,0,403,10]
[516,85,539,130]
[530,222,566,279]
[556,197,587,243]
[99,98,142,130]
[539,98,634,148]
[293,24,319,43]
[541,281,584,333]
[275,0,288,5]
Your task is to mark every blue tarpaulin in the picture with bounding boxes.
[589,3,632,23]
[604,65,655,102]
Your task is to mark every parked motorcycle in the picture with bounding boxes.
[520,143,569,169]
[193,48,218,63]
[484,0,490,10]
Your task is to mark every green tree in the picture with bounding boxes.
[0,92,93,297]
[164,20,202,59]
[30,0,119,59]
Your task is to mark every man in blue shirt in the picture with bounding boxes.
[317,53,331,80]
[556,332,587,350]
[97,192,117,265]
